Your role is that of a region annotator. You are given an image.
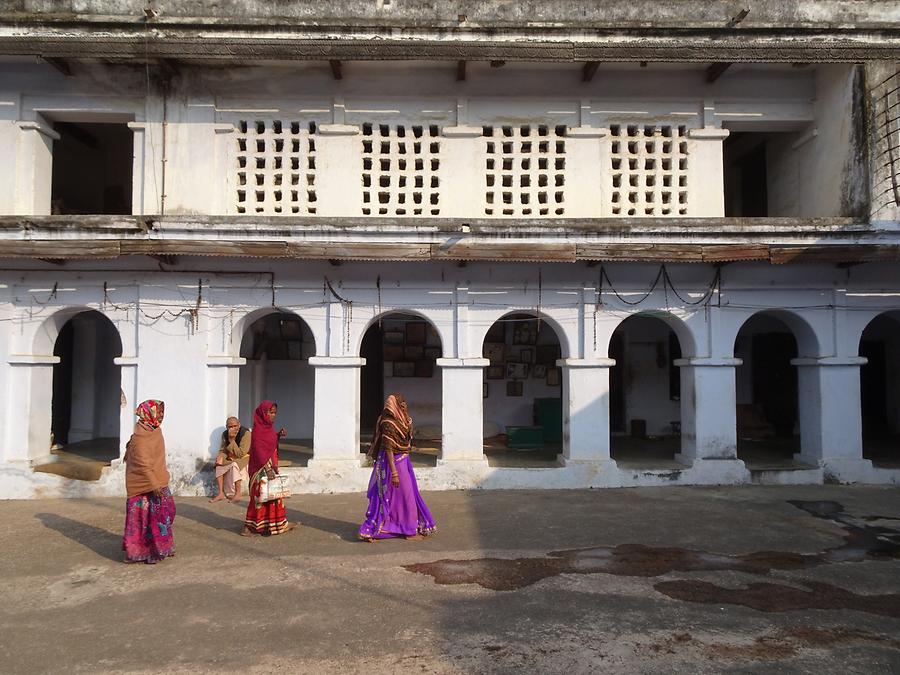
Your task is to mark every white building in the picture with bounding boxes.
[0,1,898,497]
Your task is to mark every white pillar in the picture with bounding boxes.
[437,358,489,466]
[204,356,245,461]
[15,120,57,215]
[559,358,617,467]
[113,358,139,461]
[686,128,730,217]
[675,358,744,460]
[792,357,874,481]
[7,356,58,464]
[308,356,364,467]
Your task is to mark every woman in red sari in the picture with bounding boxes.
[241,400,296,536]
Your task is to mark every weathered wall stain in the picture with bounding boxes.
[404,500,900,615]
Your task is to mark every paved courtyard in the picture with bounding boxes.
[1,485,899,673]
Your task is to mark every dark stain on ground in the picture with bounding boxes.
[404,500,900,616]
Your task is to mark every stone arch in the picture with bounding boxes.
[474,308,573,360]
[229,306,319,358]
[353,307,448,359]
[857,310,900,466]
[729,309,821,359]
[602,310,697,359]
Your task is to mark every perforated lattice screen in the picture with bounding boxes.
[483,125,567,217]
[609,124,688,217]
[361,124,442,216]
[234,120,317,215]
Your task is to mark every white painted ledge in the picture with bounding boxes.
[441,126,483,138]
[18,121,60,140]
[790,357,868,367]
[688,127,730,140]
[673,357,743,367]
[205,355,247,367]
[308,356,366,367]
[113,356,139,366]
[318,124,360,136]
[8,354,59,365]
[556,358,616,368]
[436,357,489,368]
[567,126,609,138]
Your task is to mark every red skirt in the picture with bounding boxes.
[244,471,288,535]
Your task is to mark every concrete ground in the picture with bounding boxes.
[1,485,899,674]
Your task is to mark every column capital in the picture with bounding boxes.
[205,355,246,367]
[688,127,730,140]
[8,354,59,365]
[437,357,489,368]
[309,356,366,367]
[674,357,743,368]
[114,356,140,367]
[556,358,616,368]
[790,357,868,367]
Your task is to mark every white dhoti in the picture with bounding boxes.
[215,461,249,496]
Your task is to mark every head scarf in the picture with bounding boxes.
[367,394,413,458]
[249,400,279,477]
[135,399,165,430]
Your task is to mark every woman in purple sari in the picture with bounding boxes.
[359,394,436,541]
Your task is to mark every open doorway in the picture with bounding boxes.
[859,313,900,468]
[34,310,122,481]
[481,313,563,467]
[734,313,803,468]
[360,313,443,467]
[609,315,683,468]
[239,312,315,468]
[51,122,133,215]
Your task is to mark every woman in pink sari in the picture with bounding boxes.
[241,400,296,536]
[122,399,176,563]
[359,394,436,541]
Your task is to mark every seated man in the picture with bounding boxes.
[210,416,251,502]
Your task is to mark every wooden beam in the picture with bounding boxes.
[55,122,100,149]
[328,259,342,266]
[705,62,732,83]
[582,61,600,82]
[43,57,72,77]
[329,59,343,80]
[456,60,466,81]
[489,60,506,68]
[38,258,66,266]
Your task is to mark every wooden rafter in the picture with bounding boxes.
[582,61,600,82]
[456,60,466,81]
[329,59,343,80]
[43,57,72,77]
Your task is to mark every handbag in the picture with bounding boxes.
[258,473,291,502]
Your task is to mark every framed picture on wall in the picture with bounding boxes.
[532,364,547,379]
[384,330,405,345]
[405,321,427,345]
[506,362,529,379]
[383,362,394,378]
[486,365,504,380]
[519,348,534,364]
[483,343,505,364]
[506,380,524,397]
[383,345,404,361]
[513,322,538,345]
[393,361,415,377]
[546,367,560,386]
[404,345,424,360]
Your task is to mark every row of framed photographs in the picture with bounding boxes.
[483,343,560,366]
[383,344,441,361]
[485,363,560,386]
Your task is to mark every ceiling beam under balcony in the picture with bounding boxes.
[329,59,343,80]
[42,57,72,77]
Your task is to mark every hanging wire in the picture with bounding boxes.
[599,265,663,306]
[662,265,722,306]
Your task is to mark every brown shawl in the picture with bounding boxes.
[124,423,170,497]
[367,394,413,458]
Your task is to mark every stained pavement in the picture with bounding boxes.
[1,485,899,673]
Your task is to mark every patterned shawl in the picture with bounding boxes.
[367,394,413,458]
[249,400,279,477]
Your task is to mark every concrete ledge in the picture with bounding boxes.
[8,354,60,365]
[308,357,366,367]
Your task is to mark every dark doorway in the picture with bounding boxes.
[860,340,887,437]
[360,323,385,432]
[51,122,133,215]
[51,320,75,446]
[751,333,798,436]
[609,332,625,433]
[724,132,768,217]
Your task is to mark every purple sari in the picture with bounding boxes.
[122,487,176,563]
[358,451,436,540]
